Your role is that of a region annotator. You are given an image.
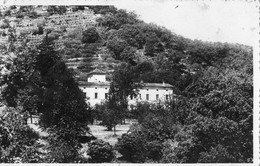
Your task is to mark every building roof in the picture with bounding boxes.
[88,68,106,75]
[78,81,173,88]
[78,81,110,87]
[143,83,174,88]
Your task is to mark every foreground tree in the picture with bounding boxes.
[0,107,42,163]
[111,62,141,124]
[161,68,253,163]
[1,35,92,162]
[116,65,252,163]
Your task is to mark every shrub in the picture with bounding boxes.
[116,102,182,163]
[115,132,146,162]
[87,139,114,163]
[45,138,82,163]
[145,140,163,161]
[0,108,42,163]
[94,104,118,131]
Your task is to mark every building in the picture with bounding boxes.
[78,69,110,106]
[78,69,174,107]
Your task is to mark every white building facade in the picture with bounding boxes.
[78,69,174,107]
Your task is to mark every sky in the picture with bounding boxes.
[114,1,258,46]
[1,0,258,46]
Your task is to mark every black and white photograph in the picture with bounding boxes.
[0,0,257,164]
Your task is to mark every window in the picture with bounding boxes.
[95,87,97,89]
[156,89,158,91]
[147,89,149,91]
[156,94,159,100]
[84,87,86,89]
[130,95,133,100]
[95,93,98,99]
[166,89,168,91]
[166,95,169,100]
[146,94,149,100]
[83,92,87,97]
[139,94,142,100]
[105,93,108,99]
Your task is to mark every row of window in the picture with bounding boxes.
[142,94,169,100]
[92,93,169,100]
[93,92,107,99]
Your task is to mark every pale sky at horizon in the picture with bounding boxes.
[115,1,258,46]
[1,0,258,46]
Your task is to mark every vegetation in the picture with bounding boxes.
[87,139,115,163]
[82,27,100,44]
[0,31,92,162]
[0,5,253,163]
[0,107,42,163]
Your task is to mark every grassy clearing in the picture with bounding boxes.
[89,122,132,146]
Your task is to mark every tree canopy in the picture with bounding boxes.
[0,34,93,162]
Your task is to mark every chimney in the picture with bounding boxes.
[163,81,165,86]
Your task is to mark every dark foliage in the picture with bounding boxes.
[98,9,140,30]
[47,6,67,15]
[87,139,115,163]
[82,27,100,43]
[0,107,42,163]
[0,34,93,162]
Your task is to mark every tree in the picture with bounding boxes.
[96,80,129,132]
[0,107,42,163]
[111,62,141,123]
[120,46,136,62]
[99,9,139,30]
[28,11,38,18]
[0,34,93,162]
[107,36,128,60]
[187,41,229,67]
[144,32,164,57]
[3,10,11,17]
[162,68,253,163]
[120,24,145,48]
[116,102,183,163]
[87,6,117,15]
[34,38,92,157]
[82,27,100,43]
[87,139,115,163]
[47,6,67,15]
[0,19,10,29]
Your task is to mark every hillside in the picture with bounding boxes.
[0,5,253,92]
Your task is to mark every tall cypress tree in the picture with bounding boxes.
[1,35,93,162]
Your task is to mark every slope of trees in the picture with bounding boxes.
[82,6,253,163]
[115,67,252,163]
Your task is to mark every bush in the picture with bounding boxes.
[45,138,83,163]
[145,140,163,161]
[115,132,146,162]
[94,104,118,131]
[0,108,42,163]
[116,129,164,162]
[116,102,182,163]
[87,139,115,163]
